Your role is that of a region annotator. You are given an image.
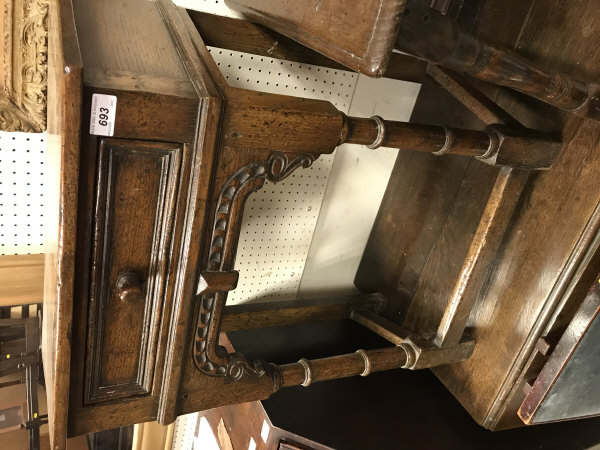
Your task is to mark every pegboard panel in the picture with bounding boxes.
[207,47,358,304]
[300,76,421,296]
[0,131,46,255]
[171,412,199,450]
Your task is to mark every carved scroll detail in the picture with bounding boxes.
[193,152,316,381]
[1,0,48,132]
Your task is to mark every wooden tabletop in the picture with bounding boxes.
[44,0,82,449]
[226,0,406,76]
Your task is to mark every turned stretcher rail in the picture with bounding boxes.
[276,347,409,388]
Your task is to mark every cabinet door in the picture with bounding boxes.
[84,138,182,404]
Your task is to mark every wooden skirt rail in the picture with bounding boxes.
[222,293,386,332]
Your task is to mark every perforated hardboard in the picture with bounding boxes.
[0,132,46,255]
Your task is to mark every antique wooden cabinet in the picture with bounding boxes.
[44,0,600,448]
[45,0,195,445]
[46,0,487,446]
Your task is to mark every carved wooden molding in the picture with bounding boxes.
[1,0,48,132]
[193,152,317,381]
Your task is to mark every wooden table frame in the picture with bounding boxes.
[157,0,558,411]
[45,0,567,446]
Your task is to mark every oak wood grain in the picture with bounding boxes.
[65,0,204,437]
[226,0,406,76]
[153,0,226,425]
[0,254,44,306]
[188,10,432,85]
[222,293,386,332]
[72,0,188,82]
[84,139,183,404]
[43,0,82,448]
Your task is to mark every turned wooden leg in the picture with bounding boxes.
[272,337,474,390]
[339,115,561,170]
[397,0,600,122]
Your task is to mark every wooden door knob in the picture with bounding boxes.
[116,272,144,302]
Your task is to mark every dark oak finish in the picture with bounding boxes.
[397,0,600,121]
[278,347,409,388]
[85,139,183,404]
[222,293,386,332]
[46,0,593,445]
[188,10,433,85]
[225,0,406,77]
[357,0,600,431]
[229,320,600,449]
[59,0,201,441]
[343,116,560,169]
[227,0,600,121]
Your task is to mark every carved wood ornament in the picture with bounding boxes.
[193,152,316,381]
[1,0,48,132]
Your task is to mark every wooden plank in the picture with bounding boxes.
[350,310,408,345]
[354,151,472,322]
[0,254,44,306]
[43,0,82,448]
[188,10,432,85]
[402,160,499,334]
[226,0,405,76]
[434,0,600,429]
[434,168,529,347]
[221,293,386,332]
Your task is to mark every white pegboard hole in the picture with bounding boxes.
[172,412,199,450]
[0,131,46,255]
[208,47,357,111]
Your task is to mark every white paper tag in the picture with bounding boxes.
[89,93,117,136]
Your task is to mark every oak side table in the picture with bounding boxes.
[44,0,562,448]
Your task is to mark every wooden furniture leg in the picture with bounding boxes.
[191,113,558,377]
[396,0,600,121]
[226,0,600,122]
